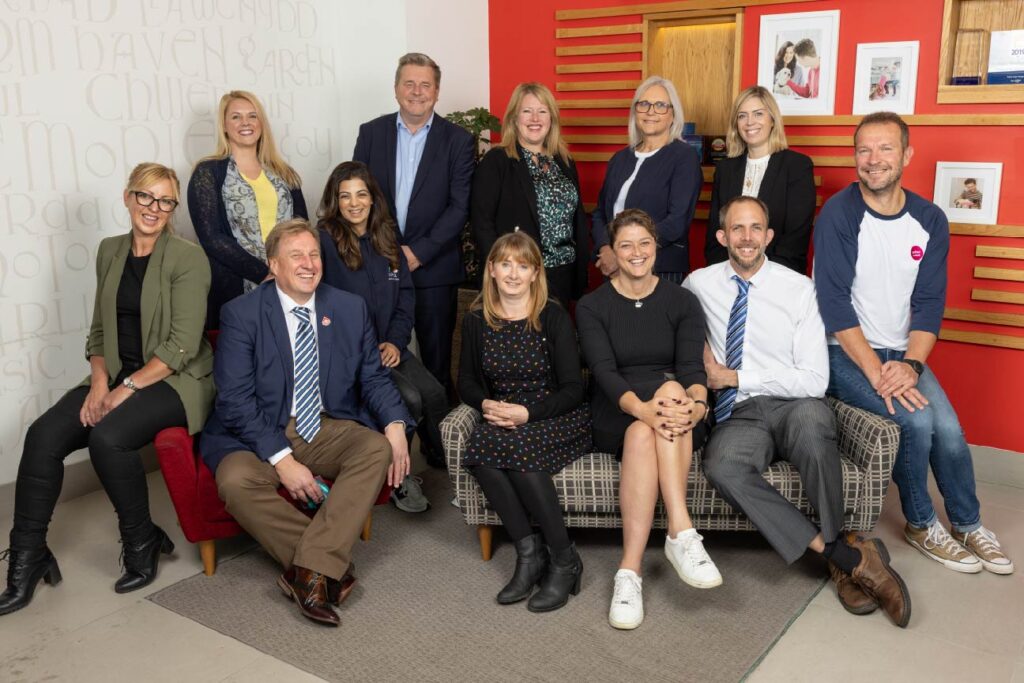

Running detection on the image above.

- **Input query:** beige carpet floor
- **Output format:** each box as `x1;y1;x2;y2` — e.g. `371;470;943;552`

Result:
148;470;826;682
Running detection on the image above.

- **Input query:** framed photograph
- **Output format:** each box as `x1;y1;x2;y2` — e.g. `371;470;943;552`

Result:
852;41;920;114
933;162;1002;225
758;10;840;116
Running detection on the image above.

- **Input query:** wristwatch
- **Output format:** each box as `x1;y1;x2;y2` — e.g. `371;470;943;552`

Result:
899;358;925;376
122;376;139;393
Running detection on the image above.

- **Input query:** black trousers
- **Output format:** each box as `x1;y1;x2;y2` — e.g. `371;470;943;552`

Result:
469;466;571;551
413;283;458;395
10;382;187;551
390;354;448;460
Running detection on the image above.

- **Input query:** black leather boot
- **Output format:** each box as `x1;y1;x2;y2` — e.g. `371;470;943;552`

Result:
115;525;174;594
527;543;582;613
0;547;62;616
496;533;548;604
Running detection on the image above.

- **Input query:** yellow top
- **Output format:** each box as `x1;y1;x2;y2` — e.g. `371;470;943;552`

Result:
243;170;279;240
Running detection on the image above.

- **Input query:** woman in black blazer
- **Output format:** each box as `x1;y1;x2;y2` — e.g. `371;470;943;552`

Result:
705;85;815;274
471;82;589;308
591;76;702;283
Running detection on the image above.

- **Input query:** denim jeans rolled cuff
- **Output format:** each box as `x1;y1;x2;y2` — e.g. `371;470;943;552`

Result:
826;344;982;532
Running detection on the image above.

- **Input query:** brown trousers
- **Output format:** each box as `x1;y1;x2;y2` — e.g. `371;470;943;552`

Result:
215;417;391;579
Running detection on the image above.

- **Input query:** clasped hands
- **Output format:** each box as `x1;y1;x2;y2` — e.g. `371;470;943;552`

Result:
639;396;702;441
481;399;529;430
872;360;929;415
79;383;133;427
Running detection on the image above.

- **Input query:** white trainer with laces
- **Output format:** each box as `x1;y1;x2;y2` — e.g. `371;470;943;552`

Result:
904;522;981;573
665;528;723;589
608;569;644;630
952;526;1014;575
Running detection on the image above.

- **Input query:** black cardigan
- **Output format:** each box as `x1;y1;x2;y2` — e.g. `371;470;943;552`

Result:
187;157;308;329
470;147;590;299
457;302;585;421
704;149;815;274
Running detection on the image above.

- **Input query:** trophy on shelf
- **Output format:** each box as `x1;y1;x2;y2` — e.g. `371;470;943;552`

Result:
950;29;989;85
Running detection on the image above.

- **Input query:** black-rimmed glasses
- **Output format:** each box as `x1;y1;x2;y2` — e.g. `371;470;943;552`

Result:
634;100;672;114
132;190;179;212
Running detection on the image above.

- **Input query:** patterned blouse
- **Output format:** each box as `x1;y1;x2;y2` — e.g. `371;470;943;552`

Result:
521;144;578;269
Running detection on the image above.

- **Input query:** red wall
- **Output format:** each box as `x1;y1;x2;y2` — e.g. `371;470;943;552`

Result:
488;0;1024;452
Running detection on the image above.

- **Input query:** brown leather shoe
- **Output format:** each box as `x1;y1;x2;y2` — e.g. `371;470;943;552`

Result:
326;562;357;606
828;561;877;615
848;537;911;628
277;566;340;626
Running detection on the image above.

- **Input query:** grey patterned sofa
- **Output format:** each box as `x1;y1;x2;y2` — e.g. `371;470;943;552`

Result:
441;398;899;560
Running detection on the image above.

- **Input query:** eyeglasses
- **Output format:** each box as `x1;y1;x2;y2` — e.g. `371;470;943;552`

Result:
132;190;179;212
634;100;672;114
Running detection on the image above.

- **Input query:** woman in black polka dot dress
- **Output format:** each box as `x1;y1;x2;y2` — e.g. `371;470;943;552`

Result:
458;232;590;613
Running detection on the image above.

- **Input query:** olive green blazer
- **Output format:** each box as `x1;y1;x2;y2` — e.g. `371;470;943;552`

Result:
82;230;215;434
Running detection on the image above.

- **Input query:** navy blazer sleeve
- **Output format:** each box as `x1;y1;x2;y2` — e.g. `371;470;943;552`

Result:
655;142;702;246
406;125;475;266
212;303;290;460
353;297;416;429
385;250;416;352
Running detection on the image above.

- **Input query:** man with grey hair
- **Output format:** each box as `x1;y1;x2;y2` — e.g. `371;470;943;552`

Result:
353;53;475;435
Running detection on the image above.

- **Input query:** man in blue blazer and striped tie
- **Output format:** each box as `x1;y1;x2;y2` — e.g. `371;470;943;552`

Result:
201;219;413;626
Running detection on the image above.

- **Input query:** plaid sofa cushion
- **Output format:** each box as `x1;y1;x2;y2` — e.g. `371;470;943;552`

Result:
441;397;897;533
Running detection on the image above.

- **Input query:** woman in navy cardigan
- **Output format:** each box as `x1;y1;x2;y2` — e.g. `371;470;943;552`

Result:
704;86;815;274
316;162;448;478
188;90;307;329
591;76;702;284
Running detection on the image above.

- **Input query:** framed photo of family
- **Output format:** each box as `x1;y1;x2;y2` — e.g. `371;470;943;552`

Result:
852;42;920;115
758;10;840;116
933;162;1002;226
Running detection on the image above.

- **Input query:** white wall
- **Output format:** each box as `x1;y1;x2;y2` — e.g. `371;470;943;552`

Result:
0;1;489;489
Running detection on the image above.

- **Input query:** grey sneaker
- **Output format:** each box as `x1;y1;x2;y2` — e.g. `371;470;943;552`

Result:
390;475;430;513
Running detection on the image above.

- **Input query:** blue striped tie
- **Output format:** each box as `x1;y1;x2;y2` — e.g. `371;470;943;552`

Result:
714;275;750;423
292;306;321;443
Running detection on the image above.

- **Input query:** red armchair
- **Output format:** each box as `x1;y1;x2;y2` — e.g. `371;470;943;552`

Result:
154;427;389;575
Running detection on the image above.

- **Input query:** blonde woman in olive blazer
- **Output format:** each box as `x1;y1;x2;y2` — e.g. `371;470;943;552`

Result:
1;163;214;617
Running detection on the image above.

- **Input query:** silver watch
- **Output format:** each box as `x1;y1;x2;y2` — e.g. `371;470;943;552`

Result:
122;376;139;392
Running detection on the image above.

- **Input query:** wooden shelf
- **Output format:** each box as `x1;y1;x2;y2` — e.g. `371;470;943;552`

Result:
936;0;1024;104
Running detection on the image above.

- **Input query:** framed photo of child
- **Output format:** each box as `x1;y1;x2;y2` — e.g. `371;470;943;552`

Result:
934;162;1002;226
758;10;840;116
852;42;920;115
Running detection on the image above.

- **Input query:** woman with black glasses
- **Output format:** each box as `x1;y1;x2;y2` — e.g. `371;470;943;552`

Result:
591;76;702;284
0;163;215;615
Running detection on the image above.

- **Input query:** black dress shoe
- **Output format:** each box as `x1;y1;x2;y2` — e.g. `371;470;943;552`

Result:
115;525;174;594
497;533;548;604
0;547;62;616
528;543;583;613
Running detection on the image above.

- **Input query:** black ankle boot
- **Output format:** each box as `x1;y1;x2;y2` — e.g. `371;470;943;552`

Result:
527;543;582;613
496;533;548;604
0;547;62;616
115;525;174;594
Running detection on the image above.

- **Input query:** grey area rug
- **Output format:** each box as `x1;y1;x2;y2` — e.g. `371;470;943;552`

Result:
149;470;825;682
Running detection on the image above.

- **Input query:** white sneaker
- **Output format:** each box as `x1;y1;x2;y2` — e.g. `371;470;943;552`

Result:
608;569;643;630
952;526;1014;575
665;528;723;589
904;522;982;573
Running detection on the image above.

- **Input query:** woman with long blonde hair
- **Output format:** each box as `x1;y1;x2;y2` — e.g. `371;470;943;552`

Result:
188;90;307;328
470;82;589;307
458;232;591;612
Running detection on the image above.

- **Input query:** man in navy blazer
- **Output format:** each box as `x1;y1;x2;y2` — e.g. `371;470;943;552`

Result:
353;52;475;394
201;219;413;626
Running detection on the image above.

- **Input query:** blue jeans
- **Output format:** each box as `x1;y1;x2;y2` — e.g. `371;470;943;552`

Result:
827;345;981;533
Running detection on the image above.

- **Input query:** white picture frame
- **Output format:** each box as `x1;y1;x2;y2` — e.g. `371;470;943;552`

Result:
852;41;920;115
758;10;840;116
933;162;1002;226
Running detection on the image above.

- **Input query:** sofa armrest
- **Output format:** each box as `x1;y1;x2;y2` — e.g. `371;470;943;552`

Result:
440;403;502;526
828;397;900;531
440;403;482;466
153;427;204;539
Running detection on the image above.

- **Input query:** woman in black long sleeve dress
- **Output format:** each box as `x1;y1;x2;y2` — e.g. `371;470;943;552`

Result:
576;209;720;631
458;232;590;612
188;90;307;328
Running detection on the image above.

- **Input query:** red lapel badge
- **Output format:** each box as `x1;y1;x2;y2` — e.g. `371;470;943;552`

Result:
321;316;331;326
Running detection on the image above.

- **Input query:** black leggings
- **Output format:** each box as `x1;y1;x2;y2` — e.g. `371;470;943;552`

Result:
469;466;570;551
10;382;187;550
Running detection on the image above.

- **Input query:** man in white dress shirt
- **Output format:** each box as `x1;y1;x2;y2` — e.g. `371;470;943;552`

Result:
684;196;911;628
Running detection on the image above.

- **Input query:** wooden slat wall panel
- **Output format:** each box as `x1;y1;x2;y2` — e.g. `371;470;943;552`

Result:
556;43;642;56
556;25;642;38
976;246;1024;259
563;116;629;126
951;224;1024;237
557;80;641;92
555;0;815;20
566;133;856;147
786;114;1024;126
565;134;630;144
974;267;1024;282
940;329;1024;350
809;155;855;167
788;135;854;146
945;307;1024;328
558;99;632;108
556;62;643;74
972;289;1024;305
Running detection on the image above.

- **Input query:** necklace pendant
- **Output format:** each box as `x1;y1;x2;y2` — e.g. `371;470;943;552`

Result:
635;300;643;309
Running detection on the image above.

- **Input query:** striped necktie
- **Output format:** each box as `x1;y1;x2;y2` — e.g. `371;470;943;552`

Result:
292;306;321;443
714;275;750;424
